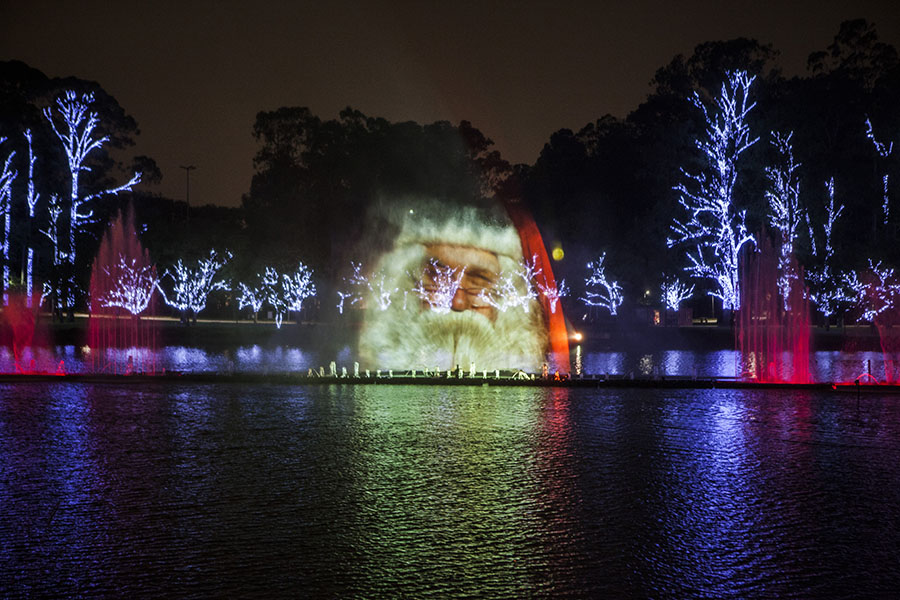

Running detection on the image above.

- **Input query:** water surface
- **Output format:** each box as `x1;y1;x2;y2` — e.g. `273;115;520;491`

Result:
2;383;899;597
1;345;895;383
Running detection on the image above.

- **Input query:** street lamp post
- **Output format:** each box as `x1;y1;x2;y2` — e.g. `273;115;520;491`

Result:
179;164;196;222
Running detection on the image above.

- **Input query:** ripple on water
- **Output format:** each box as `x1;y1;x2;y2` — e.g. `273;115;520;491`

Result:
2;384;900;598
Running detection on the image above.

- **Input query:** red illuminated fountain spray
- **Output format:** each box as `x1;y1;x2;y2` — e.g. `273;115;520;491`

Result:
88;209;159;374
2;291;41;373
737;235;811;383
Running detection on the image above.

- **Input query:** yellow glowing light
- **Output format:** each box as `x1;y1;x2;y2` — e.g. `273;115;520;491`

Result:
572;332;583;342
551;246;564;261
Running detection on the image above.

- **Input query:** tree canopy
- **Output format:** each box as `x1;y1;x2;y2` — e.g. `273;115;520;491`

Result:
2;19;899;323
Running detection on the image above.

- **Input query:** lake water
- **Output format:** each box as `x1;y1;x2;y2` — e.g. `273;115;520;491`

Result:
2;383;899;597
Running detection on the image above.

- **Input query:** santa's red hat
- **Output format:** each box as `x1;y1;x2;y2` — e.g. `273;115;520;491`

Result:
501;197;571;373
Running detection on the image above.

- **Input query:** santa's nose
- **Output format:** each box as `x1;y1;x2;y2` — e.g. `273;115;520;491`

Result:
451;287;470;311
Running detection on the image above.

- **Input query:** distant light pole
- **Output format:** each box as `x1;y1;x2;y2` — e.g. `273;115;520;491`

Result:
179;164;196;222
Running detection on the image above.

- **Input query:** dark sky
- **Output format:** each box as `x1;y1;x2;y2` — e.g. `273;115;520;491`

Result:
2;1;899;208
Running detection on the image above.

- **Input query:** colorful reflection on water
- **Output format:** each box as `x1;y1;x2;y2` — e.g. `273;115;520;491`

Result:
1;346;898;383
2;384;900;597
581;349;895;383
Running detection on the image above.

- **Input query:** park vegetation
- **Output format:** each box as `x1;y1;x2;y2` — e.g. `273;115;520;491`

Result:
0;19;898;326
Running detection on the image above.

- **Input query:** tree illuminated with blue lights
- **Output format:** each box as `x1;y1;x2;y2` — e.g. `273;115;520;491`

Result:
97;255;158;315
766;131;804;311
668;70;758;311
865;117;893;225
23;130;40;306
808;178;847;320
661;276;694;312
0;137;17;304
44;91;141;310
158;249;231;320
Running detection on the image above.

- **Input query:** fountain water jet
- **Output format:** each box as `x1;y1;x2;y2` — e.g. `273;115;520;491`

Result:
88;209;159;374
738;235;811;383
1;292;42;373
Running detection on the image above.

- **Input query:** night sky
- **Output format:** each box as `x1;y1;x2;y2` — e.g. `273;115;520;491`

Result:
2;1;899;208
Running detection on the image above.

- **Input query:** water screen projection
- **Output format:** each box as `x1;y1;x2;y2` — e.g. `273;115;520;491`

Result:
351;198;569;373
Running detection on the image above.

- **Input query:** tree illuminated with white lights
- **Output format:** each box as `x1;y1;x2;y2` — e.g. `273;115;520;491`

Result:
865;117;893;224
44;91;141;312
668;70;758;311
0;137;16;304
536;277;568;314
582;253;623;315
261;263;316;328
476;271;534;313
349;262;396;311
807;178;847;321
844;260;900;323
97;255;158;315
661;276;694;311
413;259;465;314
158;249;231;321
237;279;266;321
23;130;40;306
766;131;804;310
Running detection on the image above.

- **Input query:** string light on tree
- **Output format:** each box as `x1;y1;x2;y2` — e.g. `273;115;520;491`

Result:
513;256;542;313
40;281;54;309
536;277;569;314
661;277;695;311
334;262;365;314
349;262;396;311
260;267;282;325
844;260;900;322
765;131;805;311
808;178;848;319
582;253;624;315
668;70;758;311
476;264;537;313
158;249;231;318
44;91;141;310
97;254;158;315
336;290;359;315
413;259;466;314
865;117;893;224
260;263;316;328
23;130;41;306
0;138;16;304
236;280;266;320
39;194;63;307
281;262;316;313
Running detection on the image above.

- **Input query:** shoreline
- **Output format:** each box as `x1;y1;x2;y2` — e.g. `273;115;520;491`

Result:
1;371;897;393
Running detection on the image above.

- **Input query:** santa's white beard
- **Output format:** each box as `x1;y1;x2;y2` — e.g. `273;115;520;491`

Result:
357;242;548;372
360;301;547;372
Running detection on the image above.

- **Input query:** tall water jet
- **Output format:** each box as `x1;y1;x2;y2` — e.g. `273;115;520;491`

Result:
88;209;159;374
1;291;41;373
738;235;811;382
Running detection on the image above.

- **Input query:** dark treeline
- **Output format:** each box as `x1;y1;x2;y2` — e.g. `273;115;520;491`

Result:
522;20;899;315
241;107;510;280
1;19;898;321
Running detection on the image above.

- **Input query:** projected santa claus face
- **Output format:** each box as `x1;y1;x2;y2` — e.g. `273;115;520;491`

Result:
419;244;500;321
357;203;549;372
